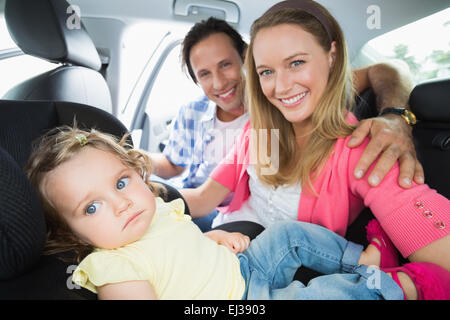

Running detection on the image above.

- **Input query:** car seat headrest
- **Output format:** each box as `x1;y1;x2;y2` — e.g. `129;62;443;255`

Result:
409;78;450;122
4;0;101;71
0;147;46;280
0;100;130;168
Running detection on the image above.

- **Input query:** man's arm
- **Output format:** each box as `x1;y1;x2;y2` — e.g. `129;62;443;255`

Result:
353;60;413;110
148;103;191;180
149;152;185;179
349;61;424;188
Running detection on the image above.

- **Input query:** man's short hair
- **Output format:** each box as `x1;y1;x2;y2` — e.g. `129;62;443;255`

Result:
182;17;247;83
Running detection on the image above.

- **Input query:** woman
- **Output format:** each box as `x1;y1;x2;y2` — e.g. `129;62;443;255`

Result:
181;0;450;299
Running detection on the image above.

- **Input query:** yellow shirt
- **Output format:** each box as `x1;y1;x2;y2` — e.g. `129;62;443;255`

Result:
72;197;246;299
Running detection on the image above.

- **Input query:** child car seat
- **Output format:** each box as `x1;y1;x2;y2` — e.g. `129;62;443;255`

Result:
0;100;188;299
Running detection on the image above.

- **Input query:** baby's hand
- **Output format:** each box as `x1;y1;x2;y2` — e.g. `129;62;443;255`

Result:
220;232;251;254
205;230;250;254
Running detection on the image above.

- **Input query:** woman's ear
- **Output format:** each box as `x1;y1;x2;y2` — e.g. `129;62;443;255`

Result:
328;41;337;68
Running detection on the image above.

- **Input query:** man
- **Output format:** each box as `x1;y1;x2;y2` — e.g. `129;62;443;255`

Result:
150;18;421;229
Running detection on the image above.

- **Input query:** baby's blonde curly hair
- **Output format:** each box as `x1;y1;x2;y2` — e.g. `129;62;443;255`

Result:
25;125;164;262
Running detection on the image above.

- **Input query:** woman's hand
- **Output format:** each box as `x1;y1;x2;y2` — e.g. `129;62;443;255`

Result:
205;230;250;254
181;178;231;218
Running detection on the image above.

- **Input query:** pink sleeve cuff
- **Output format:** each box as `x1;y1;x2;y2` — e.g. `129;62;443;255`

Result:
376;188;450;258
345;137;450;258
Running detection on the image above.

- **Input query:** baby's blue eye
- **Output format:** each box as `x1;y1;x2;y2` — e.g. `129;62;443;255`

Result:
85;202;100;215
117;177;130;190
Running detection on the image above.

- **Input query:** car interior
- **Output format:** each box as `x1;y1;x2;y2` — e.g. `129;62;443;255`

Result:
0;0;449;299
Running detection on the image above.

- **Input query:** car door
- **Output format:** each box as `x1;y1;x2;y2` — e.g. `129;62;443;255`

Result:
120;0;245;152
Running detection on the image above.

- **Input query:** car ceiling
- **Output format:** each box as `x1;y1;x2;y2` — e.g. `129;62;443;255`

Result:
0;0;448;58
64;0;448;59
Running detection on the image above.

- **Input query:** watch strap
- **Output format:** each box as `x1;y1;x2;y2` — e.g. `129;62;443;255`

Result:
379;107;417;126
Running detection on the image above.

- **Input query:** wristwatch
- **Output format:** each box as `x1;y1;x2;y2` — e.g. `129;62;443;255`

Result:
378;107;417;126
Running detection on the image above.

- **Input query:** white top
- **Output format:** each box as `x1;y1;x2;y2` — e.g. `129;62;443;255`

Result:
195;104;249;182
212;165;302;228
203;109;249;165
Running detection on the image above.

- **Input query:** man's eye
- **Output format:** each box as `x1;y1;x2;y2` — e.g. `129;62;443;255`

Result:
85;202;100;215
117;177;130;190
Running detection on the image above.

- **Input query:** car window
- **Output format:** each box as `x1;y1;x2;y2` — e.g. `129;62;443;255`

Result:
143;42;203;152
0;16;16;50
0;17;56;97
0;55;57;97
362;8;450;84
145;42;203;123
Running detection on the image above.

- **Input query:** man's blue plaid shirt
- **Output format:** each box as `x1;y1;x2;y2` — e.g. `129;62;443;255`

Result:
163;95;217;188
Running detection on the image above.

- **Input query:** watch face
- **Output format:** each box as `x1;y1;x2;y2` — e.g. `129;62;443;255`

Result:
380;108;417;126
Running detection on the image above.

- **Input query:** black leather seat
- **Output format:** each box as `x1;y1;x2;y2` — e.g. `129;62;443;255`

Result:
2;0;112;113
0;79;448;299
215;79;450;284
0;100;188;299
410;78;450;199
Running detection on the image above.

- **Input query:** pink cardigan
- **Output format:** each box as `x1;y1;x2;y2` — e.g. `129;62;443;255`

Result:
211;118;450;258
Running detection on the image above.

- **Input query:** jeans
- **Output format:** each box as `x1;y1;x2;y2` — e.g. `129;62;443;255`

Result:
192;209;219;232
237;221;404;300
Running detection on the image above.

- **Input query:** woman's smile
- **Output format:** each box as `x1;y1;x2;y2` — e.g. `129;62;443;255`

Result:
279;91;308;108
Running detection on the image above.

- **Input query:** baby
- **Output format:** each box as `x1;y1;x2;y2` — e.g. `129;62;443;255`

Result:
25;126;407;299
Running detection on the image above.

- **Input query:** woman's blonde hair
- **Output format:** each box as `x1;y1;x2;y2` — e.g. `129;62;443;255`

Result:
25;125;164;262
245;2;356;193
